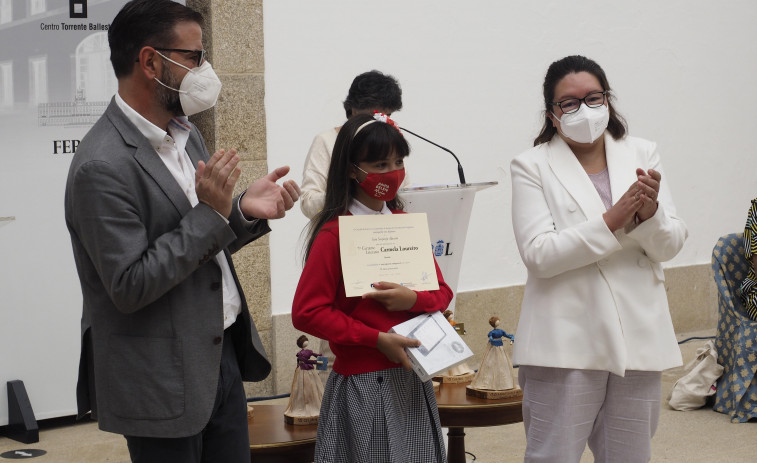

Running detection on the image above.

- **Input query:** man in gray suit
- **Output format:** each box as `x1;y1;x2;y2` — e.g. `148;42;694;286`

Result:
64;1;300;461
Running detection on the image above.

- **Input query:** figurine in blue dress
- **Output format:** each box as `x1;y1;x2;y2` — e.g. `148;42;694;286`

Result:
469;316;516;390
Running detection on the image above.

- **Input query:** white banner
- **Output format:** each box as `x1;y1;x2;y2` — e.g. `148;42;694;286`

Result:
0;0;184;426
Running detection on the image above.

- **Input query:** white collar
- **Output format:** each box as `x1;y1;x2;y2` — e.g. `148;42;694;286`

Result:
115;92;191;153
348;199;391;216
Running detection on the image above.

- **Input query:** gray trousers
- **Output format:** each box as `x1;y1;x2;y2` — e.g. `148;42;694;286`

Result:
125;330;249;463
519;366;661;463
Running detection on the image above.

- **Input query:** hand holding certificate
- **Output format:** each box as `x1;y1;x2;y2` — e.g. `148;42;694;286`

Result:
339;213;439;297
362;281;419;311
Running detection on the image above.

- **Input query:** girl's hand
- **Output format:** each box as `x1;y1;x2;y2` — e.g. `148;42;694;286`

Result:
362;281;418;311
634;168;660;222
603;181;643;232
376;332;421;370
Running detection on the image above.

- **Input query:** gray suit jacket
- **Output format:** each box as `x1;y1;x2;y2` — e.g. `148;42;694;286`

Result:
64;98;271;438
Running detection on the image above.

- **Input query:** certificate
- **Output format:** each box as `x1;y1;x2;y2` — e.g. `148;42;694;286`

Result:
339;213;439;297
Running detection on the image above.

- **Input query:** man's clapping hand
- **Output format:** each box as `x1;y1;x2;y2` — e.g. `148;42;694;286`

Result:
240;166;301;220
196;148;241;218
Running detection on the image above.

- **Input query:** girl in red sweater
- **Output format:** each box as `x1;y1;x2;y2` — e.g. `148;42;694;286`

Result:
292;112;453;462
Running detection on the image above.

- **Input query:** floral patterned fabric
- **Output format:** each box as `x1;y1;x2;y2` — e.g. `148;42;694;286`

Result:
712;233;757;422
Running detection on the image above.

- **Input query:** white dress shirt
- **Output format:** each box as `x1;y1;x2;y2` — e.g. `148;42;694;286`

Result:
115;93;241;329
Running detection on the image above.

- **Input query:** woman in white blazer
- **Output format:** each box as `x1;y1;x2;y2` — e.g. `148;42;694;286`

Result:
510;55;687;463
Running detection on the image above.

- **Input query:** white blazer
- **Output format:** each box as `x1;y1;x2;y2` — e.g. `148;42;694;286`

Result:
510;134;688;376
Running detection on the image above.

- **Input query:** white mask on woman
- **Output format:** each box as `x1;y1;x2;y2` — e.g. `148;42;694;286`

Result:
552;103;609;144
154;52;222;116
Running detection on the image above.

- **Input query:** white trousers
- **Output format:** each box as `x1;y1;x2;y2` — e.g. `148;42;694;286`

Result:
518;366;661;463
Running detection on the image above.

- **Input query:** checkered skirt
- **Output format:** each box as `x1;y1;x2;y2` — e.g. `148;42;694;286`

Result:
314;367;445;463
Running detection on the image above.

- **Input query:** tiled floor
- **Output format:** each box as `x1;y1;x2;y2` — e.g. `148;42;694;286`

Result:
1;330;755;462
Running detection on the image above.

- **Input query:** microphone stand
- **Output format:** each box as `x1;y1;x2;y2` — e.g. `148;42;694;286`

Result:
399;127;466;185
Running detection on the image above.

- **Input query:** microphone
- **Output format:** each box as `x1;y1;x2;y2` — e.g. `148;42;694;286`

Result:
399;126;466;185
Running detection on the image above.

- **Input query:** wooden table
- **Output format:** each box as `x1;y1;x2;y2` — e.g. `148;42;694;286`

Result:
247;384;522;463
435;382;523;463
248;404;317;463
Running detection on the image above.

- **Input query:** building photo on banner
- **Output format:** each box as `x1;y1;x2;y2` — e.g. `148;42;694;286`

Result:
0;0;184;427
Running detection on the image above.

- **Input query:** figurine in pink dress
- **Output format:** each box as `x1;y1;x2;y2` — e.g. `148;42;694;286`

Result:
284;335;325;423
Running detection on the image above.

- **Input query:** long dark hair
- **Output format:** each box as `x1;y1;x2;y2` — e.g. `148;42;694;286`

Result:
303;114;410;262
534;55;627;146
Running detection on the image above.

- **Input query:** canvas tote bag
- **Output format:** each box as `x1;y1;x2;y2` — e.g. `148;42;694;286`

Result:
668;340;724;411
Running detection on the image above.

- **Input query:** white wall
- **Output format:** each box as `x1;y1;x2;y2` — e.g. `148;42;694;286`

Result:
264;0;757;315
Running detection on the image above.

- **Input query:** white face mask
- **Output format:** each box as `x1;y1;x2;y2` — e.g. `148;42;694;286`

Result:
552;103;609;144
154;52;222;116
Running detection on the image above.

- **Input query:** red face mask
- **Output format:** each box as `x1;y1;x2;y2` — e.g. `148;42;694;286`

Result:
355;166;406;201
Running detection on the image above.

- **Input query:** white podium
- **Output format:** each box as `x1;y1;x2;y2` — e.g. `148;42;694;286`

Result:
400;182;496;311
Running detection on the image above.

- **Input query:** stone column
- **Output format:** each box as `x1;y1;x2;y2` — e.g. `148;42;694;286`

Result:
188;0;273;398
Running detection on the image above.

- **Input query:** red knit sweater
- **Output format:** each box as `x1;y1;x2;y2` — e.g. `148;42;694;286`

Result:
292;211;453;376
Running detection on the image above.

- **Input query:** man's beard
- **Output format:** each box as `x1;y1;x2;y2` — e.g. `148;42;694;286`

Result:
156;64;184;117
